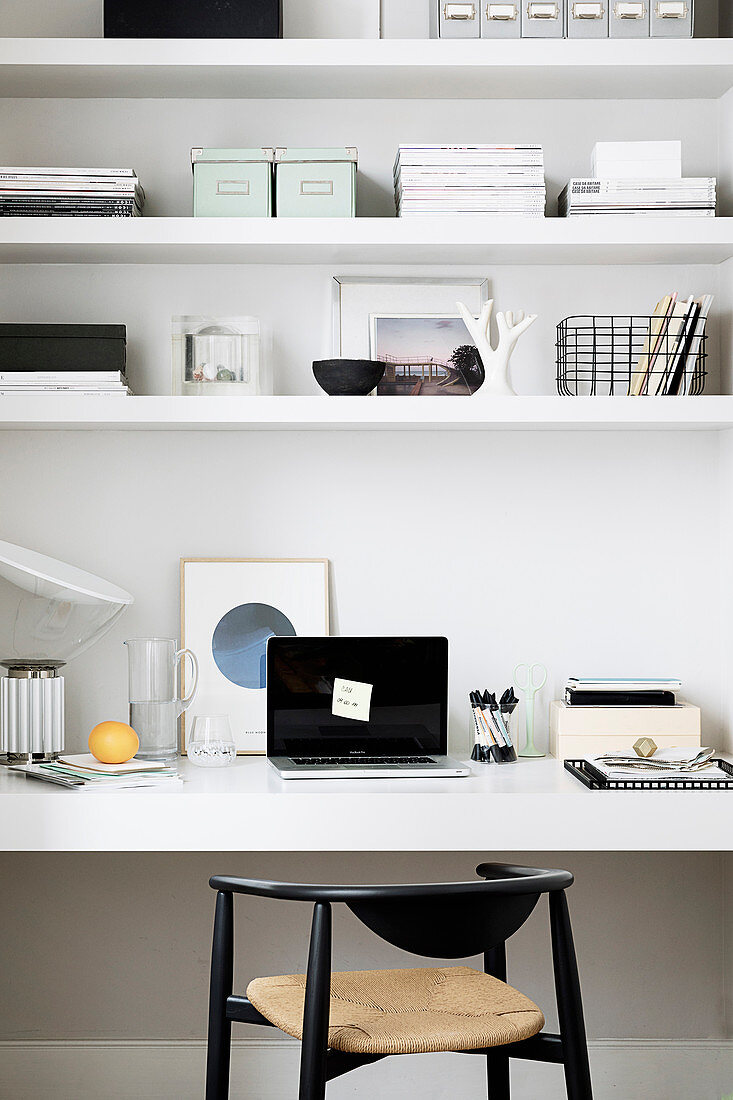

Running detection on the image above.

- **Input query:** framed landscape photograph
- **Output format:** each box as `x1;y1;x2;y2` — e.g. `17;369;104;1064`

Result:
181;558;329;755
370;313;484;395
332;277;489;396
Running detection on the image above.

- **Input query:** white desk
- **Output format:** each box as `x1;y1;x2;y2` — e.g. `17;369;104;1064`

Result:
0;757;729;853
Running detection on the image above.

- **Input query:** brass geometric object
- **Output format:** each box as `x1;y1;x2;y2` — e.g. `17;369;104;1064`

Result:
633;737;658;759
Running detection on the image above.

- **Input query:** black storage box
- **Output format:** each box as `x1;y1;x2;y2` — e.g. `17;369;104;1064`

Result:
0;324;127;374
104;0;283;38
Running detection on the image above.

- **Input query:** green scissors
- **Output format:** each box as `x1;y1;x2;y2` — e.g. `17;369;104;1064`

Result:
513;662;547;758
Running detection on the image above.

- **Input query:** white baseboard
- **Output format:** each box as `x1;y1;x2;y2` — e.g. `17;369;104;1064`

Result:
1;1038;732;1100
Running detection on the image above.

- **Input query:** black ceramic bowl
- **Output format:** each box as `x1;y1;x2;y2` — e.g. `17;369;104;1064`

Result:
313;358;385;397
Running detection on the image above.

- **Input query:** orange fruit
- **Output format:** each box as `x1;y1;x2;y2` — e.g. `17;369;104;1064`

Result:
88;721;139;765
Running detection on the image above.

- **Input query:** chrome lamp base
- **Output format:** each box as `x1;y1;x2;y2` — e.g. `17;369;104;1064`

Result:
0;663;65;765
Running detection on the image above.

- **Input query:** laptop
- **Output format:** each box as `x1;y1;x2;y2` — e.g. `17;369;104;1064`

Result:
267;636;470;779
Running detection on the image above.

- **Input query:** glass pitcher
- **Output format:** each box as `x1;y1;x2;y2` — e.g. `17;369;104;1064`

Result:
124;638;198;762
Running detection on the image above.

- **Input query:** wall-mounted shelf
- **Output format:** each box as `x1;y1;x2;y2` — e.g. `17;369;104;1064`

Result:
0;38;732;101
2;394;733;431
3;216;733;265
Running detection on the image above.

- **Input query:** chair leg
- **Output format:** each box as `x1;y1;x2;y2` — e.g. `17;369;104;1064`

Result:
549;891;593;1100
486;1051;511;1100
484;945;510;1099
206;891;234;1100
299;901;332;1100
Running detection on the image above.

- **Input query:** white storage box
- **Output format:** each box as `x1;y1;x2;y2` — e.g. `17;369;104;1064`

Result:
591;140;682;180
549;699;702;760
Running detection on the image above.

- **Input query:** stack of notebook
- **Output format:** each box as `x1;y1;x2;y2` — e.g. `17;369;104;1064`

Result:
564;677;682;707
14;754;181;790
628;292;713;397
559;177;717;218
394;144;546;217
0;167;145;217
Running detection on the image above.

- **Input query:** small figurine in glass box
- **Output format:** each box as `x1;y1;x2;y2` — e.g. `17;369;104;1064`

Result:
172;316;260;396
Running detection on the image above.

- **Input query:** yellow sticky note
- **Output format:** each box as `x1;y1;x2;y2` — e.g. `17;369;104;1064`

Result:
332;678;373;722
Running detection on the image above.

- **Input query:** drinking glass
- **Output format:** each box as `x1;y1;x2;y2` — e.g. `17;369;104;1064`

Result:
187;715;237;768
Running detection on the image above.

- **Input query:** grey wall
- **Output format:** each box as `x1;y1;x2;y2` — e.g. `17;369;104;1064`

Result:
0;851;726;1042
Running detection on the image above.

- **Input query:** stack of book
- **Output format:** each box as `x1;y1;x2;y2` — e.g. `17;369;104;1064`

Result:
0;166;145;217
0;370;131;397
550;677;702;760
629;292;713;397
394;144;546;217
559;177;717;218
15;754;181;790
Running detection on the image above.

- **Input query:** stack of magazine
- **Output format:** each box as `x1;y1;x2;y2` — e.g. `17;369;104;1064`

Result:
394;144;546;217
559;177;717;217
0;166;145;217
14;754;181;790
0;369;131;397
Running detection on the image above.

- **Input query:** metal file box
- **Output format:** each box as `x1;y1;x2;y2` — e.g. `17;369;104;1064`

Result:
650;0;693;36
482;2;521;37
274;149;357;218
566;0;608;37
609;1;649;36
437;1;480;37
192;148;274;218
522;1;565;37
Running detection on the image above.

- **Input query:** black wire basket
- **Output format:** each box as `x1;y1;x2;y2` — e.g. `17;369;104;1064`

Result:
556;314;707;397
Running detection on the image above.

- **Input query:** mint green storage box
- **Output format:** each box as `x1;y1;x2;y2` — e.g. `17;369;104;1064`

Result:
274;148;357;218
192;148;274;218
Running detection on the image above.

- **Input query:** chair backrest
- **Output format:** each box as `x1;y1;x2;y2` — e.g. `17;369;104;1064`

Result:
346;891;538;958
210;863;573;961
348;865;571;958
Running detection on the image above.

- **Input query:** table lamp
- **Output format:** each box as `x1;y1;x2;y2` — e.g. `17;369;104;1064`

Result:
0;540;133;764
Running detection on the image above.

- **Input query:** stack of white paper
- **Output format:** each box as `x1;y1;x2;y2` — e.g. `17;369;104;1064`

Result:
394;145;546;217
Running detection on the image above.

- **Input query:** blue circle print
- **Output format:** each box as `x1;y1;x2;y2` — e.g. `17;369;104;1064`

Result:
212;603;296;689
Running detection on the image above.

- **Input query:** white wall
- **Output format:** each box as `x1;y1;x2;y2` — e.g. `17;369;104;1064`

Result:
0;96;722;219
0;261;722;397
0;427;724;756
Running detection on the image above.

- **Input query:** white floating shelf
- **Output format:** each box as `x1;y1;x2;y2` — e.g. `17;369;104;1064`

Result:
2;216;733;265
1;395;733;432
0;38;732;100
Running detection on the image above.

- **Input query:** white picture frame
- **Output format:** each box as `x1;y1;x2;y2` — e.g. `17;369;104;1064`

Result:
180;558;329;756
332;277;489;360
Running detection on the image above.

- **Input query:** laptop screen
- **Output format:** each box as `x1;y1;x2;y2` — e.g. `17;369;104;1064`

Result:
267;637;448;758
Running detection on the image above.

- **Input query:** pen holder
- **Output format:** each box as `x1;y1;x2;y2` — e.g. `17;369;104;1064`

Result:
469;708;517;765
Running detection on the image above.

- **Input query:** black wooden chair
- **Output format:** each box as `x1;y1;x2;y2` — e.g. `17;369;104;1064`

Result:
205;862;593;1100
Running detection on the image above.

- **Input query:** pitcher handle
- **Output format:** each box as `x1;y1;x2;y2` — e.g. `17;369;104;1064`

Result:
177;647;199;713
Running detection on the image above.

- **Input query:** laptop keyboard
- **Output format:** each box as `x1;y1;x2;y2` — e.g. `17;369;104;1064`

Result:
290;756;437;766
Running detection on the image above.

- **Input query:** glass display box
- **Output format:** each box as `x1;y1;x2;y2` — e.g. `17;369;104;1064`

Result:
172;316;261;396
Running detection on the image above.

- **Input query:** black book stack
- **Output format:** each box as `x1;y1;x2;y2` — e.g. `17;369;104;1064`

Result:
0;167;144;217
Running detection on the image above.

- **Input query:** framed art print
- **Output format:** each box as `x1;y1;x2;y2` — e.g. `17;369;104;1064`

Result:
332;277;489;396
181;558;329;755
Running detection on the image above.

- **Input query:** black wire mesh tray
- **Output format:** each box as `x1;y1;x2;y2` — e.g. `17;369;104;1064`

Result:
564;758;733;791
556;314;707;396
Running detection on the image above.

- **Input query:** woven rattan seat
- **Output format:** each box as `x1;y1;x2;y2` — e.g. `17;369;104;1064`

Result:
247;966;545;1056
